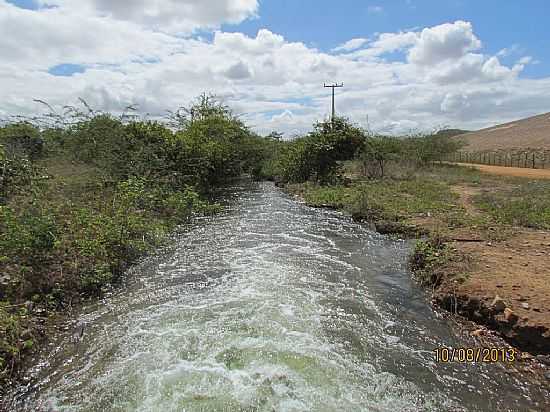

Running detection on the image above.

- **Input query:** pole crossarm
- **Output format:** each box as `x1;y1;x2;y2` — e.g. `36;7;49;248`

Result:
324;83;344;128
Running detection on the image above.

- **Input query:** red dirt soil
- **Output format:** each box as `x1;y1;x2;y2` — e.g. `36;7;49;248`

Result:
453;162;550;180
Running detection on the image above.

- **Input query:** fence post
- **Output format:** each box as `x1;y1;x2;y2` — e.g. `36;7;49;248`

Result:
532;153;536;169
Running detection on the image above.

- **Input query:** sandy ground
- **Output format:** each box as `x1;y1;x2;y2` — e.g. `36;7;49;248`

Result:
419;183;550;356
453;162;550;179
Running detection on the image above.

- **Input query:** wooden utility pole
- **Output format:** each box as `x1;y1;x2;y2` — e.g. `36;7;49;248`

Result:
324;82;343;127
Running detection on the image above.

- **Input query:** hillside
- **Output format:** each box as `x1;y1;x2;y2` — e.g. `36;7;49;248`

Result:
456;112;550;151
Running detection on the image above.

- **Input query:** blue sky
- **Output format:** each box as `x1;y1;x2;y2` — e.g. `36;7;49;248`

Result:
227;0;549;78
2;0;550;134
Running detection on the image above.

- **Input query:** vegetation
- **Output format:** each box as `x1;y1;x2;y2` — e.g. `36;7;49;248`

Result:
275;117;364;184
269;117;464;184
475;180;550;229
0;94;276;387
409;235;451;286
4;96;547;389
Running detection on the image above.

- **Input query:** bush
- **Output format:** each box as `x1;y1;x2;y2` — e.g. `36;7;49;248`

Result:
358;136;402;178
278;117;365;184
0;145;35;202
0;123;43;160
410;235;449;286
0;206;58;266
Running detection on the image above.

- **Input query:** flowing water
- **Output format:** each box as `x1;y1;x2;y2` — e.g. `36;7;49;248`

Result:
8;181;549;411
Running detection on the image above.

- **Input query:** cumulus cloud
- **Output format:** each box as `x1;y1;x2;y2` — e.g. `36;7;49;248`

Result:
0;3;548;135
408;21;481;65
36;0;259;32
224;61;252;80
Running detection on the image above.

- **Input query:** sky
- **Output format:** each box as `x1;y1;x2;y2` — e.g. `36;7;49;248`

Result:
1;0;550;136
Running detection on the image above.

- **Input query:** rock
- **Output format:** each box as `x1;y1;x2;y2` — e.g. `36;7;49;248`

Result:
521;302;530;309
72;321;86;343
504;308;518;324
491;295;507;313
536;355;550;366
545;371;550;380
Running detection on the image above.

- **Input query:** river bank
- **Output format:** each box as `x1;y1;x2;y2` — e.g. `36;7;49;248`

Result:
280;163;550;367
0;101;272;398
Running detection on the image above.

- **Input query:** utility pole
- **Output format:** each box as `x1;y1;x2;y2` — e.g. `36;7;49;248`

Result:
324;82;343;128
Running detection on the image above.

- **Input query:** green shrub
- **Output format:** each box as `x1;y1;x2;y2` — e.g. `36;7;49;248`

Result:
0;122;43;160
0;206;58;265
410;235;449;286
0;145;36;202
278;117;365;184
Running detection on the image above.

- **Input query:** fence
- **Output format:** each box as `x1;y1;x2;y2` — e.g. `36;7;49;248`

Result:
444;150;550;169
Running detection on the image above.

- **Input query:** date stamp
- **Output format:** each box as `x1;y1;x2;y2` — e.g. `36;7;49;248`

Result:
434;347;518;363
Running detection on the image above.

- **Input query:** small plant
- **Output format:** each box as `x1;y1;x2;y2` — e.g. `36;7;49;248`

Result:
409;235;449;286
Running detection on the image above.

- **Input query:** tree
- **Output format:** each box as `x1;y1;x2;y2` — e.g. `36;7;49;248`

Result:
277;117;365;184
358;135;402;178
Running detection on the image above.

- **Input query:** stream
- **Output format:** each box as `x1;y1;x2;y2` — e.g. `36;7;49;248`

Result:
7;181;548;411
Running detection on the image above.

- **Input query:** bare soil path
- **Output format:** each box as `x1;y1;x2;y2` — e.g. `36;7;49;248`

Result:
453;162;550;179
428;183;550;355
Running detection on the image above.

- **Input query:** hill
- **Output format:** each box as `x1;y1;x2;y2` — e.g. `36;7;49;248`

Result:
455;112;550;151
435;128;469;138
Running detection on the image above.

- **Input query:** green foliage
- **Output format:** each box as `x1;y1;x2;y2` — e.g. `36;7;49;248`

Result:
289;175;459;230
0;205;58;265
475;181;550;229
278;117;365;184
0;122;43;160
0;302;27;377
402;133;464;165
300;184;353;209
0;145;35;202
0;94;275;387
67;115;132;180
358;136;402;178
410;235;450;286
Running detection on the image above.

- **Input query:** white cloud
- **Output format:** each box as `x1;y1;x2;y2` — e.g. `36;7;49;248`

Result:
36;0;258;33
367;5;383;14
333;38;369;52
0;4;549;136
408;20;481;65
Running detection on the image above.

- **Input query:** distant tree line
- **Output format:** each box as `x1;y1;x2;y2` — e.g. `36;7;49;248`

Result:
268;117;464;184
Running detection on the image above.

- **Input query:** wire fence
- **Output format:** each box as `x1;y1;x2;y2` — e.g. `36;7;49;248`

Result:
444;150;550;169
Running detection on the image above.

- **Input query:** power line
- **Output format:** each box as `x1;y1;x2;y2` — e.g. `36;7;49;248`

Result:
324;82;344;128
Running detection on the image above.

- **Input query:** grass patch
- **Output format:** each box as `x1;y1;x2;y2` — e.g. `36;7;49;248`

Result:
410;235;472;287
474;180;550;229
290;175;460;225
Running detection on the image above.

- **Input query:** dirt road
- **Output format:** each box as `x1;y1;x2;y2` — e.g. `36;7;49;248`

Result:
453;162;550;179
